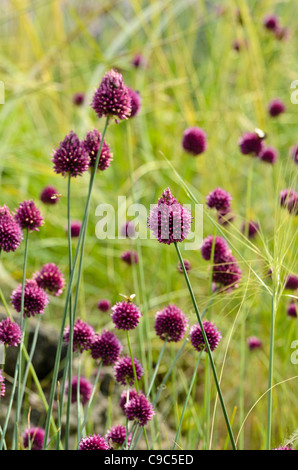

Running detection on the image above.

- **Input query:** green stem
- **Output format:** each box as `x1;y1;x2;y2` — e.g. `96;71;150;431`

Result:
174;242;237;450
76;351;82;445
80;361;103;439
266;287;277;450
126;331;139;394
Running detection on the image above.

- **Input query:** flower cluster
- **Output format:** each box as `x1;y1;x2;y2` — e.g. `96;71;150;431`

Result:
154;304;188;342
91;330;123;366
0;205;23;253
34;263;65;297
52;131;90;178
190;320;222;353
65;376;92;405
280;189;298;216
14;200;44;232
111;300;142;331
11;279;49;318
0;317;22;347
63;318;95;353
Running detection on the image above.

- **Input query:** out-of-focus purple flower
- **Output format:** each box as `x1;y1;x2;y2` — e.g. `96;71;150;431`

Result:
119;389;138;413
259;146;279;164
23;427;45;450
14;200;44;232
263;14;279;31
65;375;92;405
78;434;110;450
177;259;191;273
287;303;297;318
247;336;262;350
238;132;264;156
217;209;235;226
121;221;135;238
52;131;90;178
121;250;138;265
290;144;298;165
63;318;95;353
91;69;131;123
0;317;22;347
105;425;131;449
147;188;192;245
82;129;112;172
11;280;49;318
114;356;143;386
91;330;123;366
97;299;111;312
68;221;81;238
131;53;147;68
201;235;230;262
73;92;85;106
34;263;65;297
274;27;289;41
124;392;155;426
206;187;232;213
182;127;207;156
285;274;298;290
190;320;222;353
40;186;60;205
241;221;260;239
154;304;188;342
212;254;242;290
280;189;298;216
0;370;5;399
127;88;141;118
268;99;286;117
111;300;142;331
0;205;23;253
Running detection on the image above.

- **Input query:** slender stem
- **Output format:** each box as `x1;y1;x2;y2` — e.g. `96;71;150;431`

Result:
174;242;237;450
80;361;103;438
266;287;276;450
126;331;139;394
42;116;109;448
147;338;168;398
143;426;150;450
76;351;82;445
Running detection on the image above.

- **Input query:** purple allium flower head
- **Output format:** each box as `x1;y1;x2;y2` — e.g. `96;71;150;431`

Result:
68;221;81;238
78;434;110;450
82;129;112;172
212;254;242;289
147;188;192;245
65;375;92;405
268;98;286;118
287;303;297;318
0;205;23;253
177;259;191;273
154;304;189;342
23;427;45;450
201;235;230;262
279;189;298;215
247;336;262;350
111;300;142;331
11;280;49;318
0;370;5;399
91;330;123;366
105;425;131;449
131;53;147;68
97;299;111;312
114;355;144;386
63;318;95;353
241;220;260;239
259;146;279;164
121;250;138;265
14;200;44;232
182;127;207;156
206;188;232;212
34;263;65;297
238;132;264;156
263;14;279;31
127;88;141;118
91;69;131;122
290;144;298;165
40;186;60;205
190;320;222;353
52;131;90;178
285;274;298;290
124;392;155;426
73;92;85;106
119;388;138;413
0;317;22;347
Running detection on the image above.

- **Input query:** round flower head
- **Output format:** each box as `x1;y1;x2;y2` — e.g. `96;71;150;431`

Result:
40;186;60;205
111;300;142;331
206;188;232;213
121;250;138;265
124;392;155;426
73;92;85;106
114;355;143;386
0;370;5;399
68;221;81;238
247;336;262;350
52;130;90;178
65;375;92;405
23;427;45;450
290;144;298;165
82;129;112;172
78;434;110;450
238;132;264;156
287;303;297;318
91;69;131;122
127;88;141;118
147;188;192;245
105;425;131;449
241;221;260;239
259;146;278;164
285;274;298;290
0;317;22;347
11;280;49;318
91;330;123;366
14;200;44;232
182;127;207;156
201;235;230;262
0;205;23;253
97;299;111;312
121;220;135;238
34;263;65;297
212;254;242;289
279;189;298;215
177;259;191;273
119;388;138;412
190;320;222;353
154;304;188;342
268;98;286;117
263;14;279;31
63;318;95;353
